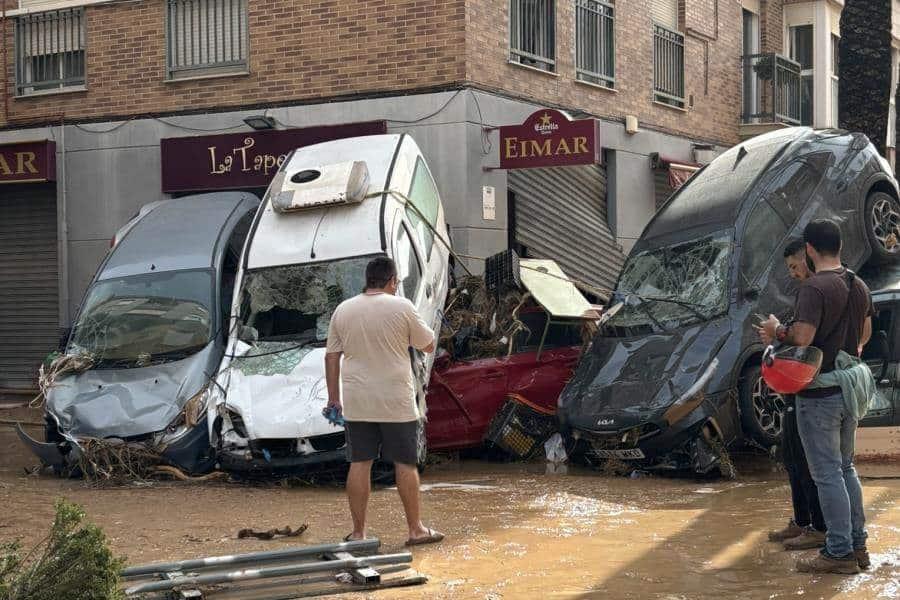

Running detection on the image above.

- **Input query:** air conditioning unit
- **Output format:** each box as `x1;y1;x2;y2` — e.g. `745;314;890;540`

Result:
270;160;370;213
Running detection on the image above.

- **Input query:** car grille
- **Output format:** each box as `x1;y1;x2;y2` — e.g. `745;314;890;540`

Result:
309;432;345;453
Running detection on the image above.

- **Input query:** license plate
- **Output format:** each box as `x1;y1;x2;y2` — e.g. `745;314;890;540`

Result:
594;448;645;460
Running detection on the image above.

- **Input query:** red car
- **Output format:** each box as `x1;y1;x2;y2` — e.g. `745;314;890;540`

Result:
425;307;588;451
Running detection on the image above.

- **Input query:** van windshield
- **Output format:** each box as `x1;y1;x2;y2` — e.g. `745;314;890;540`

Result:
606;232;732;332
70;270;213;367
240;256;372;342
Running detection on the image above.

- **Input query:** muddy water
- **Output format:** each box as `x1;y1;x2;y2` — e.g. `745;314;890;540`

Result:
2;441;898;600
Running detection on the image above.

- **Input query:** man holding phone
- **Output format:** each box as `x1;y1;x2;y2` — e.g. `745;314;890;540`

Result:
324;256;444;547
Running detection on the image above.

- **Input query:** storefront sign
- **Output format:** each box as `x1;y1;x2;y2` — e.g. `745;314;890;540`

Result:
0;140;56;184
499;109;599;170
160;120;387;193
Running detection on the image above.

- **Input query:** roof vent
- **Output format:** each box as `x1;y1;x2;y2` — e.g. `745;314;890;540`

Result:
271;160;370;213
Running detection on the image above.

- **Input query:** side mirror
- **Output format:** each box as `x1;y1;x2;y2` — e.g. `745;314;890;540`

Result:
238;325;258;343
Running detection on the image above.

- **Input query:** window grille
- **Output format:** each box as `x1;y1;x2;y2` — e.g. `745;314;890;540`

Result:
510;0;556;72
575;0;614;88
167;0;248;79
15;8;85;96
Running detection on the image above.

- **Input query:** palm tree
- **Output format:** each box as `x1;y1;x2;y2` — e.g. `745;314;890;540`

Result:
838;0;893;156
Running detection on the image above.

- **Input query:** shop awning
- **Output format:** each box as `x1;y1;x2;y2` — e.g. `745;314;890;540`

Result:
668;162;700;190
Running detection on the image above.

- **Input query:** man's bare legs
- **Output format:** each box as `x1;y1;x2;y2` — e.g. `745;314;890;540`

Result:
346;460;373;540
395;462;434;540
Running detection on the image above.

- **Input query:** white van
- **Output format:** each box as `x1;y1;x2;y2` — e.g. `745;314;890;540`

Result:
208;134;450;473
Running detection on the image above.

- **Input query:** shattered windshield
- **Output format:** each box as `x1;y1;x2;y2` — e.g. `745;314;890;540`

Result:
240;256;371;342
606;232;733;331
70;270;213;366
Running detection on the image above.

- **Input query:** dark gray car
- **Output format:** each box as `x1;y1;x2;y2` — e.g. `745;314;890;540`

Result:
18;192;259;474
558;127;900;475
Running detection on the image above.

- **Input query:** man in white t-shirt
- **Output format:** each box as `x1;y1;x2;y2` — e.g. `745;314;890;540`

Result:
324;256;444;547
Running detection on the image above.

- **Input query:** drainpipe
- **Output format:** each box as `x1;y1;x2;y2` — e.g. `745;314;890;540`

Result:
57;116;69;328
3;1;8;124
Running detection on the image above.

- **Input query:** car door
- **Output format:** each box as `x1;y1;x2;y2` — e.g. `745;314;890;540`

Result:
860;295;899;426
425;354;509;451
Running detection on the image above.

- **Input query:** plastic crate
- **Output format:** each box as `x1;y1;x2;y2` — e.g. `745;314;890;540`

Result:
485;398;557;460
484;249;522;297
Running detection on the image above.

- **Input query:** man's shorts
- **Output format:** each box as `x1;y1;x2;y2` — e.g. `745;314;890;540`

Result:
344;420;424;465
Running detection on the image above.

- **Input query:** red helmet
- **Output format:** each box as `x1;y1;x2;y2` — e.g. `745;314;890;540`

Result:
761;345;823;394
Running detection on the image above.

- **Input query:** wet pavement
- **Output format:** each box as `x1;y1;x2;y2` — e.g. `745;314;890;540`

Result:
2;422;899;600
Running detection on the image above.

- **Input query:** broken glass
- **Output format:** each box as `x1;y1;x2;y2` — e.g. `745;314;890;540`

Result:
232;342;315;376
608;232;732;331
69;270;213;366
241;256;371;341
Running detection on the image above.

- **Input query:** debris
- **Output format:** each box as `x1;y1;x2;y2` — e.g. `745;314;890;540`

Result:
485;396;557;460
76;438;166;485
151;465;228;483
237;524;309;540
0;499;126;600
32;352;95;408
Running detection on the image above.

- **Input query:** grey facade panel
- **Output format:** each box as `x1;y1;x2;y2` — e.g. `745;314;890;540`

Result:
0;183;59;390
509;163;625;297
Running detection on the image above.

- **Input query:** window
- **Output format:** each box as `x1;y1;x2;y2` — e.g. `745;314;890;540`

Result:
406;158;441;261
740;202;788;286
396;225;422;301
653;23;685;108
511;309;582;352
15;8;85;96
575;0;614;88
167;0;248;80
831;34;840;127
763;154;829;225
510;0;556;72
789;25;814;126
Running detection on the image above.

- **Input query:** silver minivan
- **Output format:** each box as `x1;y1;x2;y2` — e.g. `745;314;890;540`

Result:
18;192;259;474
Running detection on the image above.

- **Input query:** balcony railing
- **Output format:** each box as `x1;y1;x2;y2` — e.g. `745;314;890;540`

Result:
741;53;802;125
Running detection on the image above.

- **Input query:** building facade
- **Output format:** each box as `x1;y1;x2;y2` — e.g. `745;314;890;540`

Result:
0;0;886;391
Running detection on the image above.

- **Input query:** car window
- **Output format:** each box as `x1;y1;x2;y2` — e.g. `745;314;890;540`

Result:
740;202;788;286
396;223;423;301
406;157;440;260
862;304;893;412
511;310;582;352
221;209;255;323
764;153;830;225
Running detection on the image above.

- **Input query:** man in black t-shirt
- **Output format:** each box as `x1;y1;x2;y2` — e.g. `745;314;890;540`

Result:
758;220;873;575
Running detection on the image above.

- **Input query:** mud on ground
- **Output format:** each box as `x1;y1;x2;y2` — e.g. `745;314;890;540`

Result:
2;419;899;599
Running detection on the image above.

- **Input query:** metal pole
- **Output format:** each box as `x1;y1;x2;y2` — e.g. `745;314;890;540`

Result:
121;539;381;578
125;552;413;595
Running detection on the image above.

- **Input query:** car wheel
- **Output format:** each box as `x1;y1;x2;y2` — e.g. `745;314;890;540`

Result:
738;364;785;447
865;191;900;263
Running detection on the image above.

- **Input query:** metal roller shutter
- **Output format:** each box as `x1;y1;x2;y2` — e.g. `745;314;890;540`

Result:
650;0;678;29
0;184;58;391
508;164;625;299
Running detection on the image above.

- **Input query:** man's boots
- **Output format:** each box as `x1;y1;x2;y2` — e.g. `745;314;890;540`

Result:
768;519;804;542
784;526;826;550
796;551;861;575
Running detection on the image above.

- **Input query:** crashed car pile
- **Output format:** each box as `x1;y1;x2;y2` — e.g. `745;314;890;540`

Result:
19;127;900;481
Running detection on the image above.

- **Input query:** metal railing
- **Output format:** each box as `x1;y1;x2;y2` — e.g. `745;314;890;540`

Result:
741;53;801;125
653;23;684;107
575;0;614;88
15;8;85;96
167;0;248;79
510;0;556;72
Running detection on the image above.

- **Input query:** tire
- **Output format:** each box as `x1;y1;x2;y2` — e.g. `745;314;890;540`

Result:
738;364;786;448
864;191;900;264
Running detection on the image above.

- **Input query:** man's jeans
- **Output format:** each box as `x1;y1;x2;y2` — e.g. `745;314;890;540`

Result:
796;391;867;557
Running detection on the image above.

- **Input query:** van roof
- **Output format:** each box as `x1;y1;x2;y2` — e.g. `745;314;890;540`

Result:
639;127;851;246
246;134;403;270
99;192;257;280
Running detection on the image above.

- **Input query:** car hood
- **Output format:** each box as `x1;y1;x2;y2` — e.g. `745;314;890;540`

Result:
219;343;336;440
558;318;731;431
46;343;216;439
